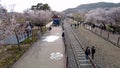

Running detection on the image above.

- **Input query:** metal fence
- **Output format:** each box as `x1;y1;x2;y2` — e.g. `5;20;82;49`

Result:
3;30;32;44
84;25;120;47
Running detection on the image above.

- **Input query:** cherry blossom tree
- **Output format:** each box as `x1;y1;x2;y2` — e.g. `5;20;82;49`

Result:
85;8;106;25
0;5;28;49
85;7;120;26
106;7;120;25
24;9;52;32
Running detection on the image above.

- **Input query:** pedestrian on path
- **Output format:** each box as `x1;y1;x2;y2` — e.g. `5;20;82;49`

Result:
85;46;90;60
49;26;52;31
62;29;65;37
91;46;96;59
74;24;77;28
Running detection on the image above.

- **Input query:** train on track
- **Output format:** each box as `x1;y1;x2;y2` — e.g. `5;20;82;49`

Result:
52;14;61;26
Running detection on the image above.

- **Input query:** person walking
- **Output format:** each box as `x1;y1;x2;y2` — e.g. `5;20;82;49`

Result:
49;26;52;31
91;46;96;59
85;46;90;60
62;29;65;37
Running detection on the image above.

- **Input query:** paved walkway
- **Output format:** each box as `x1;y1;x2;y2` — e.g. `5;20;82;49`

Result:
12;26;65;68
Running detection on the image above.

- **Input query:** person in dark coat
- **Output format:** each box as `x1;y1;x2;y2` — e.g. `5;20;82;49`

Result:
62;29;65;37
91;46;96;59
85;46;90;60
49;26;52;31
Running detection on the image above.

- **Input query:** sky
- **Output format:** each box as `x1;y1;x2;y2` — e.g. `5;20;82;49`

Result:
0;0;120;12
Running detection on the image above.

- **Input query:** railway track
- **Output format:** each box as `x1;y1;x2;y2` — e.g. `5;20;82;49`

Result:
64;20;97;68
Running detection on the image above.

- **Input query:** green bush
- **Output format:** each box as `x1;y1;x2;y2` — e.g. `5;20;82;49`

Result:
42;26;47;33
21;38;32;44
107;25;120;33
106;26;113;32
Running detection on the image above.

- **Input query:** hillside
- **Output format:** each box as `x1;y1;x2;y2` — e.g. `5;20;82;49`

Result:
64;2;120;13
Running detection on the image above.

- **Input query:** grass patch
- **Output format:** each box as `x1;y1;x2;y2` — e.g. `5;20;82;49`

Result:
21;38;32;44
0;45;29;68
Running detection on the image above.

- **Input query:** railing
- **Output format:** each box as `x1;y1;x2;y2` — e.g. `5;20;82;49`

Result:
2;30;33;44
84;25;120;48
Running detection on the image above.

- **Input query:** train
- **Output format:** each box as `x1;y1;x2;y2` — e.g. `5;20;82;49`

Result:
52;14;61;26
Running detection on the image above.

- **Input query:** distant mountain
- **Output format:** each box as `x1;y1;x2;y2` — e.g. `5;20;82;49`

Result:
64;2;120;13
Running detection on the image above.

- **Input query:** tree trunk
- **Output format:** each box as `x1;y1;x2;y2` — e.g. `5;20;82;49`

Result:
15;32;20;51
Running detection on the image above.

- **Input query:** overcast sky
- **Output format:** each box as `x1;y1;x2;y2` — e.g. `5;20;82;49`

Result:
1;0;120;12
